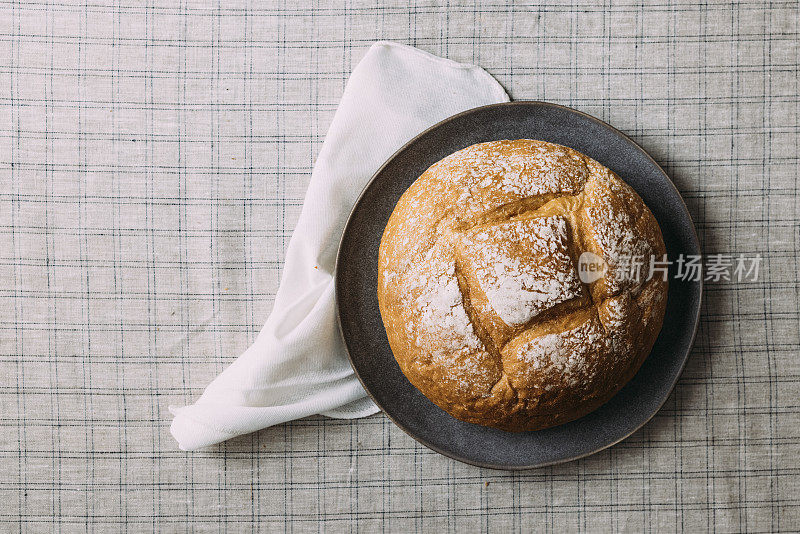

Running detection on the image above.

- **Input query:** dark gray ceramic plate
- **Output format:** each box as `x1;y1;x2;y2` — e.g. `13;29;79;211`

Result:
335;101;702;470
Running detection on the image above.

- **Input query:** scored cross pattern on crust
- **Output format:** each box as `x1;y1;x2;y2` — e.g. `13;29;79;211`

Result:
378;140;668;432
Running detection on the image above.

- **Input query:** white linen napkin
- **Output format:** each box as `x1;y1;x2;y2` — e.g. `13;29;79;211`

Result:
169;41;509;450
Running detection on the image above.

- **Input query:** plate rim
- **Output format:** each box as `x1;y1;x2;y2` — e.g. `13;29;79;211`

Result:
334;100;703;470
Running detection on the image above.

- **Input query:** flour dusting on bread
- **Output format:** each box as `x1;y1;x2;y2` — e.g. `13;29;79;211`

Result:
460;216;582;327
408;252;483;356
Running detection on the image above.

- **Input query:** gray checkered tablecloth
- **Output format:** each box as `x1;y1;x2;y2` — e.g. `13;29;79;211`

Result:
1;1;798;532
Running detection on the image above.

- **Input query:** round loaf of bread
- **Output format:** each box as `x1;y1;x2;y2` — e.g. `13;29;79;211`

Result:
377;139;668;432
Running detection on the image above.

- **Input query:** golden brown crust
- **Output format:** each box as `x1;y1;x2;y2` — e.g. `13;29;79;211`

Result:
377;140;668;432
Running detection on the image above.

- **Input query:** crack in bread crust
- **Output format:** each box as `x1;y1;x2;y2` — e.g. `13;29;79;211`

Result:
453;260;503;364
462;191;585;232
377;139;668;432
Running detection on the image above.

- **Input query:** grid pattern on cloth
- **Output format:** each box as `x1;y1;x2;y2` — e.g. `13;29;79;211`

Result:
1;1;798;532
